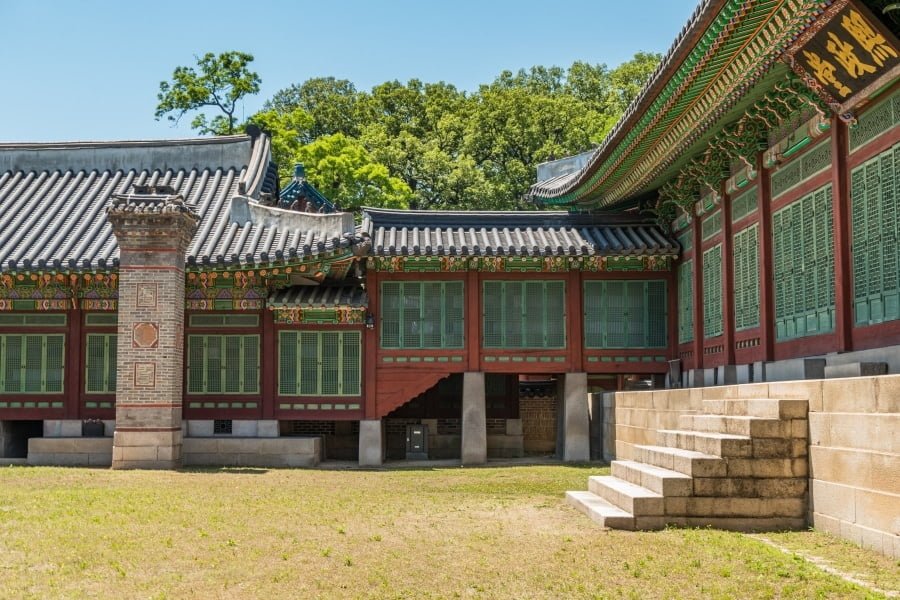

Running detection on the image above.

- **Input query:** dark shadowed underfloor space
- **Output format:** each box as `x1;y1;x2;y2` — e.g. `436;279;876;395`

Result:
0;464;896;599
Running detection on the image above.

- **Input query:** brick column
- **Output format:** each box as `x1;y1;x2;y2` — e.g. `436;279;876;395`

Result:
107;189;199;469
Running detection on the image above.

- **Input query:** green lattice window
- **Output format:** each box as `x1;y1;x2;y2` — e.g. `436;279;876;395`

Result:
279;331;361;396
187;335;260;394
733;225;760;331
731;186;758;223
849;90;900;151
85;334;117;394
380;281;464;349
703;245;723;339
678;260;694;344
482;281;565;349
701;211;722;240
0;334;65;393
584;280;667;348
771;142;832;199
851;145;900;326
0;314;66;326
188;314;259;328
85;313;117;326
773;185;835;341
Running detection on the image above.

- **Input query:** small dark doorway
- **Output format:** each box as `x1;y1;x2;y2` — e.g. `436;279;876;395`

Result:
0;420;43;458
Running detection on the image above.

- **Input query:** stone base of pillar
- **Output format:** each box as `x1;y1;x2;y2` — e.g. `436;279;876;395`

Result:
461;372;487;465
111;429;182;470
560;372;590;462
358;420;384;467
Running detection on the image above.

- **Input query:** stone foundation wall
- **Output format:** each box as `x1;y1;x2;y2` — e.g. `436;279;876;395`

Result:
182;437;321;467
28;438;113;466
809;376;900;559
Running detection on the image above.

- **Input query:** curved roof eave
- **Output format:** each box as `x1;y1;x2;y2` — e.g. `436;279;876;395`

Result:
530;0;829;209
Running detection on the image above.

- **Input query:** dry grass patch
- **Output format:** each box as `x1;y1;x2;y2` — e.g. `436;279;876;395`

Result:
0;465;889;599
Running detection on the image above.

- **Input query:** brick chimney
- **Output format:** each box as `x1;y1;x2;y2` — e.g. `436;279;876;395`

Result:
106;186;199;469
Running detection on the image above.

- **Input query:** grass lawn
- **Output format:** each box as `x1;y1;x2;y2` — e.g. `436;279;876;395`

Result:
0;464;895;599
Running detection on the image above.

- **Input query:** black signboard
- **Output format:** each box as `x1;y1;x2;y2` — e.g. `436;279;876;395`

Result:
785;0;900;120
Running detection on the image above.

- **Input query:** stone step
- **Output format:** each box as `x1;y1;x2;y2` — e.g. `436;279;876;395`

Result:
691;476;807;498
663;496;807;519
701;398;808;419
565;491;635;530
588;475;665;516
679;414;793;438
657;429;752;457
611;460;693;497
823;362;888;379
632;445;726;477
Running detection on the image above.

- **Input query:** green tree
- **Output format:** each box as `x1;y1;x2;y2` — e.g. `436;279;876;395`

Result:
264;77;360;142
295;134;412;212
247;107;314;180
253;53;660;211
155;51;261;135
605;52;662;115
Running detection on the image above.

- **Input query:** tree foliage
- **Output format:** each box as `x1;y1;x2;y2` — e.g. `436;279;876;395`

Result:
295;134;412;212
156;51;261;135
156;51;661;210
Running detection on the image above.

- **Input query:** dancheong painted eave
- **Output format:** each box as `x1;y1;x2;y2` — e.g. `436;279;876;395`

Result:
529;0;833;209
0;133;355;273
361;207;678;257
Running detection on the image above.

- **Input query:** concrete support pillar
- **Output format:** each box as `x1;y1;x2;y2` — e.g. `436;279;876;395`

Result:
461;372;486;465
559;372;590;462
107;190;199;469
358;419;385;466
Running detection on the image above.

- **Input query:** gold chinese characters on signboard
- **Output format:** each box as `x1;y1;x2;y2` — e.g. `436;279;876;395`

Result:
786;0;900;118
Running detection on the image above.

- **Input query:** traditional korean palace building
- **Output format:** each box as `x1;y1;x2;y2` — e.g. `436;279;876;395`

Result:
1;0;899;482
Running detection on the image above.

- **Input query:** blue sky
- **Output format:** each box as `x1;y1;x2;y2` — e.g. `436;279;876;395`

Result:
0;1;697;142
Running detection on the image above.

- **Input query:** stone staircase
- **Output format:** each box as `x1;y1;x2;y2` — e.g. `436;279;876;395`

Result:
567;394;809;531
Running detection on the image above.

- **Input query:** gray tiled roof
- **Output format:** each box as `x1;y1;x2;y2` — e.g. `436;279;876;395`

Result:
0;135;353;271
361;208;678;257
268;285;367;309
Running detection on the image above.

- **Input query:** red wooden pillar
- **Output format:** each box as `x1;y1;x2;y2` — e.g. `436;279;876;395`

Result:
691;209;704;369
720;186;736;367
65;305;82;420
565;270;583;370
261;309;276;420
364;268;379;418
757;153;775;361
830;115;853;352
666;266;678;362
466;270;481;371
